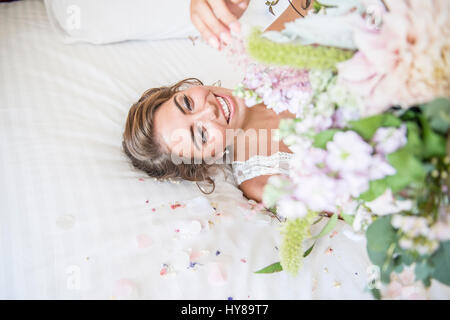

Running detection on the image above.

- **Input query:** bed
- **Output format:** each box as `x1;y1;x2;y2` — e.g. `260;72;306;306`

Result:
1;0;448;299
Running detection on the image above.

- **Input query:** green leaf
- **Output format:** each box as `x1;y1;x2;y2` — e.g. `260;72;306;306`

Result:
312;129;339;149
349;114;402;140
394;246;416;267
366;216;399;283
359;179;388;202
340;212;355;226
415;260;434;282
359;123;427;201
370;288;382;300
404;122;423;158
421;98;450;134
430;241;450;285
366;216;397;253
303;242;315;258
312;213;338;239
385;146;426;192
255;262;283;274
419;115;447;158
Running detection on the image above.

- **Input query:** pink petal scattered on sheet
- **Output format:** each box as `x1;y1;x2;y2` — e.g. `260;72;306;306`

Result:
240;258;247;263
136;234;152;248
329;231;338;238
325;247;334;255
170;203;184;210
160;267;168;276
190;250;202;261
114;279;139;299
208;262;227;286
138;178;144;182
188;249;210;265
151;208;156;212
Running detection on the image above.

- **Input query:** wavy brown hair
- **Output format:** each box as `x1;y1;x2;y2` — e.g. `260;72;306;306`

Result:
122;78;220;194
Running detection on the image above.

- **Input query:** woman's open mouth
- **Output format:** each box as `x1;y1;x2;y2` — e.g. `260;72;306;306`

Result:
215;94;234;124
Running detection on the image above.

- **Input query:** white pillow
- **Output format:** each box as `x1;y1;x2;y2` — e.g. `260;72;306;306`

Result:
44;0;200;44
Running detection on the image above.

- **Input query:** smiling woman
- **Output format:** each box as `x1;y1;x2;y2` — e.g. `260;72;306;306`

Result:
122;78;221;192
122;1;311;200
122;76;258;194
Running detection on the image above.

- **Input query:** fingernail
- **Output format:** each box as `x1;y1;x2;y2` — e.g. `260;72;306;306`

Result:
229;21;241;35
208;37;220;49
219;32;232;45
238;1;248;9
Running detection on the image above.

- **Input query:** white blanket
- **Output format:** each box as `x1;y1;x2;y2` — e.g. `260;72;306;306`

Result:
1;0;448;299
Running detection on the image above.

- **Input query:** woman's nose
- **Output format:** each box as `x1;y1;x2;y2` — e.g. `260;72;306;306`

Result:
193;101;218;121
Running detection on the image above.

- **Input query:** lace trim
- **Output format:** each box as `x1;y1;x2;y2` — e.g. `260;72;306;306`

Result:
231;152;293;185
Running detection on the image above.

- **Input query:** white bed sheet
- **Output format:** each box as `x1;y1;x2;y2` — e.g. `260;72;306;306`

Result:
1;0;448;300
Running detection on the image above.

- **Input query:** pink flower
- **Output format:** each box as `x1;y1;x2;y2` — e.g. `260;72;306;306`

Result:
337;0;450;115
372;125;407;155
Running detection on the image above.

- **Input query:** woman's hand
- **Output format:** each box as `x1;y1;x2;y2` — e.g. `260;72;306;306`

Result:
190;0;250;50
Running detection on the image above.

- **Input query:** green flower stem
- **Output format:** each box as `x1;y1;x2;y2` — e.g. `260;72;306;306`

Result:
280;211;319;276
246;29;354;71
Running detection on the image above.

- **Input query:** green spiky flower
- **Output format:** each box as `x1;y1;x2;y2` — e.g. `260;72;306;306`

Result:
280;211;318;276
246;28;354;71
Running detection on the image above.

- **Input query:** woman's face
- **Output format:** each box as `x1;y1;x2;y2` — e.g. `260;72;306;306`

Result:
153;85;247;162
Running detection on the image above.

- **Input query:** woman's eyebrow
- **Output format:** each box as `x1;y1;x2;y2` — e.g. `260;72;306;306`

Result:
173;95;186;115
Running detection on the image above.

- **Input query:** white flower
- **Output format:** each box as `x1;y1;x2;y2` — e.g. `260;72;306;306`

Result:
399;237;414;250
277;196;308;219
366;189;413;216
333;105;362;128
430;220;450;241
352;205;372;232
368;155;396;180
293;174;338;213
326;131;373;173
391;215;430;238
309;69;334;92
339;172;370;198
372;125;408;155
338;198;359;215
315;92;336;118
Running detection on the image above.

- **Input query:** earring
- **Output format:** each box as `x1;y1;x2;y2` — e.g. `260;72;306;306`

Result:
212;80;222;87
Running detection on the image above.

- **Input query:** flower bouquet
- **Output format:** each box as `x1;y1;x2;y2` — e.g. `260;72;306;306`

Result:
232;0;450;299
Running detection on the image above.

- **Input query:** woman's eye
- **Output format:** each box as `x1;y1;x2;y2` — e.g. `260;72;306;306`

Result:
183;95;192;111
200;128;208;144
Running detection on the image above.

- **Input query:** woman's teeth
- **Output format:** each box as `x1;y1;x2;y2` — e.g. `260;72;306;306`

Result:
217;96;230;122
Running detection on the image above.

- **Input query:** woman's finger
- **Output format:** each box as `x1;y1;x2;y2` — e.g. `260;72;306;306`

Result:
229;0;249;9
207;0;241;34
191;14;221;50
198;2;233;45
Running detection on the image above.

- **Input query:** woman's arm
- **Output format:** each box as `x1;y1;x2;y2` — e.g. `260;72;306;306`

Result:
239;174;275;203
265;0;313;32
